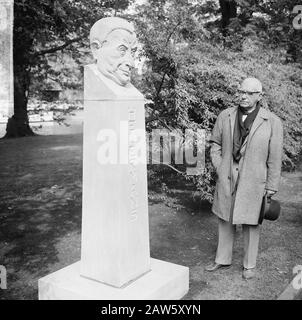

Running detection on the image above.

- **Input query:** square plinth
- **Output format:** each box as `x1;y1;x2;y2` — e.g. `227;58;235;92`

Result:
38;259;189;300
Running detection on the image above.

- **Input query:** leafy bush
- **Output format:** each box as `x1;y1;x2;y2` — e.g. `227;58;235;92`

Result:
133;0;302;202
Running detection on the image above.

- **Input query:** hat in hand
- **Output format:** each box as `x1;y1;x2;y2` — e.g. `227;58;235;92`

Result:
258;194;281;225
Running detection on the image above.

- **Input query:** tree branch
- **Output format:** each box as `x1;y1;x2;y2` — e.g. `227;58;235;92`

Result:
34;36;84;57
145;114;174;131
155;21;182;99
151;159;186;175
145;115;160;124
165;21;182;47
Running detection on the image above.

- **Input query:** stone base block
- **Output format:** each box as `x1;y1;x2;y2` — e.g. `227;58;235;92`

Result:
38;259;189;300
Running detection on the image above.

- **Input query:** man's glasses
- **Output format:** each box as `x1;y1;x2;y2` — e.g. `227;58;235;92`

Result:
237;90;262;96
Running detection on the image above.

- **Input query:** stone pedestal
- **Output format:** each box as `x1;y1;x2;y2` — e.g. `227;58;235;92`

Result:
38;63;189;300
80;65;151;287
39;259;189;300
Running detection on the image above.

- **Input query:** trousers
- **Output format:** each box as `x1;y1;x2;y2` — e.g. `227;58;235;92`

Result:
214;218;260;269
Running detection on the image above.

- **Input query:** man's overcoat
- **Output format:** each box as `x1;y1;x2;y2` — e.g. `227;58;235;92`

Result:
210;106;283;225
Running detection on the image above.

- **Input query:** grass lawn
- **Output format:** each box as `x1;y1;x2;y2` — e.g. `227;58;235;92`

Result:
0;133;301;300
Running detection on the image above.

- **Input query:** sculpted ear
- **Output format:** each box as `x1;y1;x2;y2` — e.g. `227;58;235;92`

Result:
91;40;101;61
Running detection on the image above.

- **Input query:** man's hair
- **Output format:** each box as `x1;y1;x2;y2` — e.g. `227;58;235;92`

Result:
90;17;135;46
241;77;263;92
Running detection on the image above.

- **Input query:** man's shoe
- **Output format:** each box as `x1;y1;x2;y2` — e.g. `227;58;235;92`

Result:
242;268;256;280
205;262;231;272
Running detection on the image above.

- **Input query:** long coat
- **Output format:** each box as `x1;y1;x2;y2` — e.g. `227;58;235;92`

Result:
210;106;283;225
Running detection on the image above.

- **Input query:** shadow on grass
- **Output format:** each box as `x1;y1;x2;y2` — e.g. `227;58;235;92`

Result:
146;166;217;276
147;164;213;217
0;134;83;299
1;134;301;300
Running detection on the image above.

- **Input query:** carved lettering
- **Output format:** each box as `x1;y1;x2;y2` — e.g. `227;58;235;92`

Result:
128;106;138;221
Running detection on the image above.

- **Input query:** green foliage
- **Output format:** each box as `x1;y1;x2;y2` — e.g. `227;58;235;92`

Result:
223;0;302;62
133;0;302;202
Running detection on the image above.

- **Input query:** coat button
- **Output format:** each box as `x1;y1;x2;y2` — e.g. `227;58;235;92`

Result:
228;176;231;180
236;168;238;171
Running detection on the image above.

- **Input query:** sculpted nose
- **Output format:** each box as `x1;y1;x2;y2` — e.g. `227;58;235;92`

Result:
125;52;135;69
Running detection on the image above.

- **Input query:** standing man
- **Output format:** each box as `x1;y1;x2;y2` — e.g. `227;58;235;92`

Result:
206;77;283;279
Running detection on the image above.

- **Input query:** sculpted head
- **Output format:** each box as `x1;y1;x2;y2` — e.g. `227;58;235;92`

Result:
90;17;137;87
238;77;263;110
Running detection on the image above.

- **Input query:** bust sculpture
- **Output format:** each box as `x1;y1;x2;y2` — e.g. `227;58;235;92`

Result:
90;17;138;87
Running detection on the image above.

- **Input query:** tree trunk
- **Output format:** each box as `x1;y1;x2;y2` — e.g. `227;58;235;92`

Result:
219;0;237;33
286;31;302;63
4;63;35;138
4;5;35;139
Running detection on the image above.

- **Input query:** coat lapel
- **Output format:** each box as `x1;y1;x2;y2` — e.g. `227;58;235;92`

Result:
228;107;237;192
246;107;269;147
228;107;237;142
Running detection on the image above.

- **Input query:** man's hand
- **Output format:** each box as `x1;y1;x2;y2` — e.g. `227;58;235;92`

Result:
265;189;276;197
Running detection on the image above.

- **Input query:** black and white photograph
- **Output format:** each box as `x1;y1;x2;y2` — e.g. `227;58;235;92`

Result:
0;0;302;304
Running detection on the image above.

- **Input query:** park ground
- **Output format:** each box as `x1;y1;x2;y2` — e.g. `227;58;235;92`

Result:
0;133;301;300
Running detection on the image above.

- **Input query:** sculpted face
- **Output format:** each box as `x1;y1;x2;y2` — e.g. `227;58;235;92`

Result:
92;29;137;87
238;78;262;110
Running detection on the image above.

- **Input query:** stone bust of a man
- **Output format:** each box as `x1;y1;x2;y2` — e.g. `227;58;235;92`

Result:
90;17;137;87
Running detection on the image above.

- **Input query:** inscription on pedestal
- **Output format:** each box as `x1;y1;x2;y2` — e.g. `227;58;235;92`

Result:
128;106;138;222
